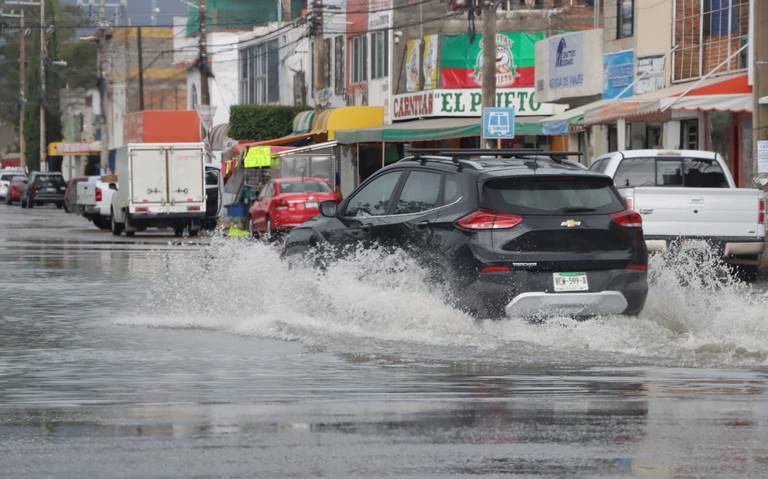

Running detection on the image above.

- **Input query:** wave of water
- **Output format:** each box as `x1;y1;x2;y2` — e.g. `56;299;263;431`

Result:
120;238;768;368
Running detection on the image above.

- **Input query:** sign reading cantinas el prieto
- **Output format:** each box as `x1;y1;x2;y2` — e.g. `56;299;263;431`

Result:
391;88;556;121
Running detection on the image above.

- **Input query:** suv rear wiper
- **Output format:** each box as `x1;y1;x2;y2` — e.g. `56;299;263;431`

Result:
560;207;596;212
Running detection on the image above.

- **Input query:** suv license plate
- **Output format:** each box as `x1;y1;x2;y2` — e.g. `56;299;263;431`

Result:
305;201;318;209
553;272;588;292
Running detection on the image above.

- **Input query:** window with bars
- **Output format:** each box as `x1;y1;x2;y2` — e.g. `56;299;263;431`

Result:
371;31;389;80
239;39;281;104
673;0;749;82
350;35;368;84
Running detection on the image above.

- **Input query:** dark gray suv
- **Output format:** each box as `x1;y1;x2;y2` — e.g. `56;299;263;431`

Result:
22;172;66;209
283;149;649;319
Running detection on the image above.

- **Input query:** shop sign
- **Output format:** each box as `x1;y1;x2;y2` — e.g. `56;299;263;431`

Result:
549;31;583;90
392;88;555;121
635;55;665;95
405;39;422;92
440;32;544;88
422;34;439;90
48;141;101;156
604;49;635;99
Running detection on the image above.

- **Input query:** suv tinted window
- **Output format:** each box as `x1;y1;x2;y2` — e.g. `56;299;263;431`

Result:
483;176;625;215
35;175;64;187
614;158;655;187
394;171;442;214
345;171;402;217
589;158;609;173
444;175;462;204
684;158;728;187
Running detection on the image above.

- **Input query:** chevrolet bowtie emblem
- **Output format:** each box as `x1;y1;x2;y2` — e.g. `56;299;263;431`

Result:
561;219;582;228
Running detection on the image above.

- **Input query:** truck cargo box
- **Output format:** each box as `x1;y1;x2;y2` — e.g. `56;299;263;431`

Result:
124;111;201;143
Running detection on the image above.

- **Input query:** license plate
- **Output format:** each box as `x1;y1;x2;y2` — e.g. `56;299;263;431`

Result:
46;187;55;192
553;272;589;292
305;201;318;209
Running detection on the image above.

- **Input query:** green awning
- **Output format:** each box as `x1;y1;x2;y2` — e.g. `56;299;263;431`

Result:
335;117;546;144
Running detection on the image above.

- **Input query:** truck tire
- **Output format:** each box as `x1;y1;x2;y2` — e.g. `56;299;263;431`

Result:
110;210;123;236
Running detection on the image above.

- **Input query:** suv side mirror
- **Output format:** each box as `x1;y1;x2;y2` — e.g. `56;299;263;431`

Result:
319;200;338;218
108;183;117;191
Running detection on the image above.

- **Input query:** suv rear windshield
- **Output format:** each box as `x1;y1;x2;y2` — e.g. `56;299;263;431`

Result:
35;175;64;187
279;181;331;193
482;176;625;215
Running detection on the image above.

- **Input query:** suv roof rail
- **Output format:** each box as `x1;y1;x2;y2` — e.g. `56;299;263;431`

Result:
405;148;583;158
398;155;485;171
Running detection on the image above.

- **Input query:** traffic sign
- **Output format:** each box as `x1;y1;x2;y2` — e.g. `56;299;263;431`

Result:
482;107;516;139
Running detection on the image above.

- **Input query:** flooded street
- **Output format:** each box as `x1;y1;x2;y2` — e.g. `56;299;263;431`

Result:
2;204;768;478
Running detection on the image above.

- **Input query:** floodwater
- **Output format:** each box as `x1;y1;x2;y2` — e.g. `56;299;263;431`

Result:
1;204;768;478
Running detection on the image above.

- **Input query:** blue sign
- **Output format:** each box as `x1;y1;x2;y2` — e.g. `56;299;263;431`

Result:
603;49;635;99
482;107;516;139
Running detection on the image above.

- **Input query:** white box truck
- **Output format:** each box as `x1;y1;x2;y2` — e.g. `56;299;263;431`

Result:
110;143;207;237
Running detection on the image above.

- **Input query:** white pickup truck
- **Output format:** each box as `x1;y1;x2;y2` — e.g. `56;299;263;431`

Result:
591;150;765;276
76;176;117;230
111;143;207;237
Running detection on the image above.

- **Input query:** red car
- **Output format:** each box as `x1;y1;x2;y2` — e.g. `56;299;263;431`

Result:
4;176;27;205
248;177;341;237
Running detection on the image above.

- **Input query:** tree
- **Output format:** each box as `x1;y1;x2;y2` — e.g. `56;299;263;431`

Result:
0;1;96;169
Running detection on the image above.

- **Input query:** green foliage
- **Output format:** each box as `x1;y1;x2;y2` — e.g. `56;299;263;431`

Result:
228;105;309;141
0;1;93;164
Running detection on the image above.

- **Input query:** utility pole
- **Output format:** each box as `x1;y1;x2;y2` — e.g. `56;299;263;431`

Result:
312;0;324;111
5;2;40;173
198;0;210;106
137;26;144;111
754;0;768;185
481;0;497;149
98;0;110;174
19;9;26;172
39;0;47;171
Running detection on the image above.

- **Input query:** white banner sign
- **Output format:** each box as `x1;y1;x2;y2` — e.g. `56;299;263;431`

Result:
635;55;665;95
392;88;556;121
549;31;584;90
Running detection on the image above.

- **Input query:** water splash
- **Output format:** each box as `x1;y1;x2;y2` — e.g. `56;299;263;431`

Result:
120;237;768;367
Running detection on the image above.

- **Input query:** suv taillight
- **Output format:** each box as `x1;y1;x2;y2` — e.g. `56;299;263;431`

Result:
95;187;102;202
611;210;643;228
759;198;765;225
455;209;523;231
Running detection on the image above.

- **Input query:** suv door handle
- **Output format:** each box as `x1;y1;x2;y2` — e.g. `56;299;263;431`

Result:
415;220;430;230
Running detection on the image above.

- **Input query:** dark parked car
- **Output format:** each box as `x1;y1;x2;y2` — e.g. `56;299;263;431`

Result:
22;172;66;209
63;176;88;213
283;149;648;318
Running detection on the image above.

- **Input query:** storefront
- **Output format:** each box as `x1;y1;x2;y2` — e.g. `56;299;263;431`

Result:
333;115;555;195
581;73;753;185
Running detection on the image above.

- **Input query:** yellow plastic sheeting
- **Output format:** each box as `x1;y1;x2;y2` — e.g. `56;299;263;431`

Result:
244;146;272;168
